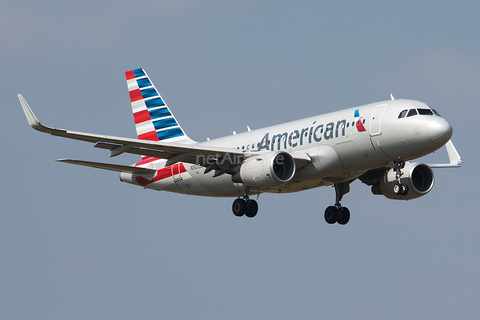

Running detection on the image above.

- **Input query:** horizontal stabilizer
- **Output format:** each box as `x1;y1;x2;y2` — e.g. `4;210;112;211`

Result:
56;159;156;174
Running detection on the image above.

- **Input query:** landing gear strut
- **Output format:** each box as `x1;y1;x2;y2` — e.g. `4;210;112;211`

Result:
391;161;409;196
324;182;351;225
232;186;258;218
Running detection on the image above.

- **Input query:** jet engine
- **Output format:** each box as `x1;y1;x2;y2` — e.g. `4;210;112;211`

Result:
372;162;435;200
232;151;296;188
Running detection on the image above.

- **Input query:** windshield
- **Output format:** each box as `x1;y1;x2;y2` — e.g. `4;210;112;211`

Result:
398;107;441;118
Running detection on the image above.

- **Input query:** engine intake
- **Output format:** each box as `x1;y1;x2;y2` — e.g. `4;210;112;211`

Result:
372;162;435;200
232;151;296;188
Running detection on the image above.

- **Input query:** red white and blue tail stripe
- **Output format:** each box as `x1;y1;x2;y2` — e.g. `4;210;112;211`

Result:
125;68;193;143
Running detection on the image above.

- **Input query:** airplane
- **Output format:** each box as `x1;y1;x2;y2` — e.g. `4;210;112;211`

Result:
18;68;461;225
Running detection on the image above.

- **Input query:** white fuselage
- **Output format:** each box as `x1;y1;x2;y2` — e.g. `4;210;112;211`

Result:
120;99;452;197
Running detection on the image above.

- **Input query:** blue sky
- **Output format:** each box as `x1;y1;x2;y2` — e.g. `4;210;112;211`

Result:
1;1;478;319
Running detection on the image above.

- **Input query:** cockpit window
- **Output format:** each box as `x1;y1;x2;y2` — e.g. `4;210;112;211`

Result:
407;109;418;117
418;108;434;115
399;107;441;119
398;110;408;118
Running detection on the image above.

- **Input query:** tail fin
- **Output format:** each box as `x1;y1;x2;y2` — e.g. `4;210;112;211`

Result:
125;68;195;143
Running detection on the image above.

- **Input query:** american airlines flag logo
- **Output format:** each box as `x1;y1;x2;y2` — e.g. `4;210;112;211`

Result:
354;109;366;132
126;68;185;141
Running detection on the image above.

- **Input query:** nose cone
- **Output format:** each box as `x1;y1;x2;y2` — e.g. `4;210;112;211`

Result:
429;118;453;145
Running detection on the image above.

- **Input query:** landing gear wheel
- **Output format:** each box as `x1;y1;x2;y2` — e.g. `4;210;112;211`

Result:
245;200;258;218
393;184;401;195
324;206;339;224
393;183;408;196
232;198;247;217
337;207;350;225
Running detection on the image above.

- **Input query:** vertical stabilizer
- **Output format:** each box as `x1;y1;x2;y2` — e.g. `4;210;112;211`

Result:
125;68;195;143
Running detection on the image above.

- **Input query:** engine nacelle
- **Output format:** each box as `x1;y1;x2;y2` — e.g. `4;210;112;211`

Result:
372;162;435;200
232;151;296;188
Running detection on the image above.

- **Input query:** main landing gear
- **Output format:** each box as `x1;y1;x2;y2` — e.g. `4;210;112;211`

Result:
232;198;258;218
324;182;351;225
391;161;409;196
232;186;258;218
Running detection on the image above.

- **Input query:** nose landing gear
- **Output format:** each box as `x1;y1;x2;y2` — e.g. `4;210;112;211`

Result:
391;161;409;196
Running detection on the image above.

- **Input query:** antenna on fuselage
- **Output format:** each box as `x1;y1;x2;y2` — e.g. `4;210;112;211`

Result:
390;94;395;100
247;126;251;132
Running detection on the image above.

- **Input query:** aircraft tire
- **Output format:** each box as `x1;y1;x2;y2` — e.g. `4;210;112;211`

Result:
393;183;408;196
337;207;350;225
324;206;339;224
393;184;401;195
232;198;247;217
245;200;258;218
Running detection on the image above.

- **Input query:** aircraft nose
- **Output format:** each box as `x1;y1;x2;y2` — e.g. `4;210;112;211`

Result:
429;118;453;143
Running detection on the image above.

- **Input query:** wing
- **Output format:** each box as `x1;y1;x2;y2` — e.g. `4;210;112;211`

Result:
18;94;245;166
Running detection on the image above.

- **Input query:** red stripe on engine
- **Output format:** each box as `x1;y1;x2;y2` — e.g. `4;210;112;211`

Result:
125;70;135;80
134;109;151;124
129;89;143;102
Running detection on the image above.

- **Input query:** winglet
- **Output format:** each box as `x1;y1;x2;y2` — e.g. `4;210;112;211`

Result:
429;140;462;168
445;140;462;166
17;94;60;134
18;94;42;130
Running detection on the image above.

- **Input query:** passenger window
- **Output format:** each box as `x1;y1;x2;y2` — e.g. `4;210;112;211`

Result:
407;109;418;117
418;108;433;115
398;110;408;118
